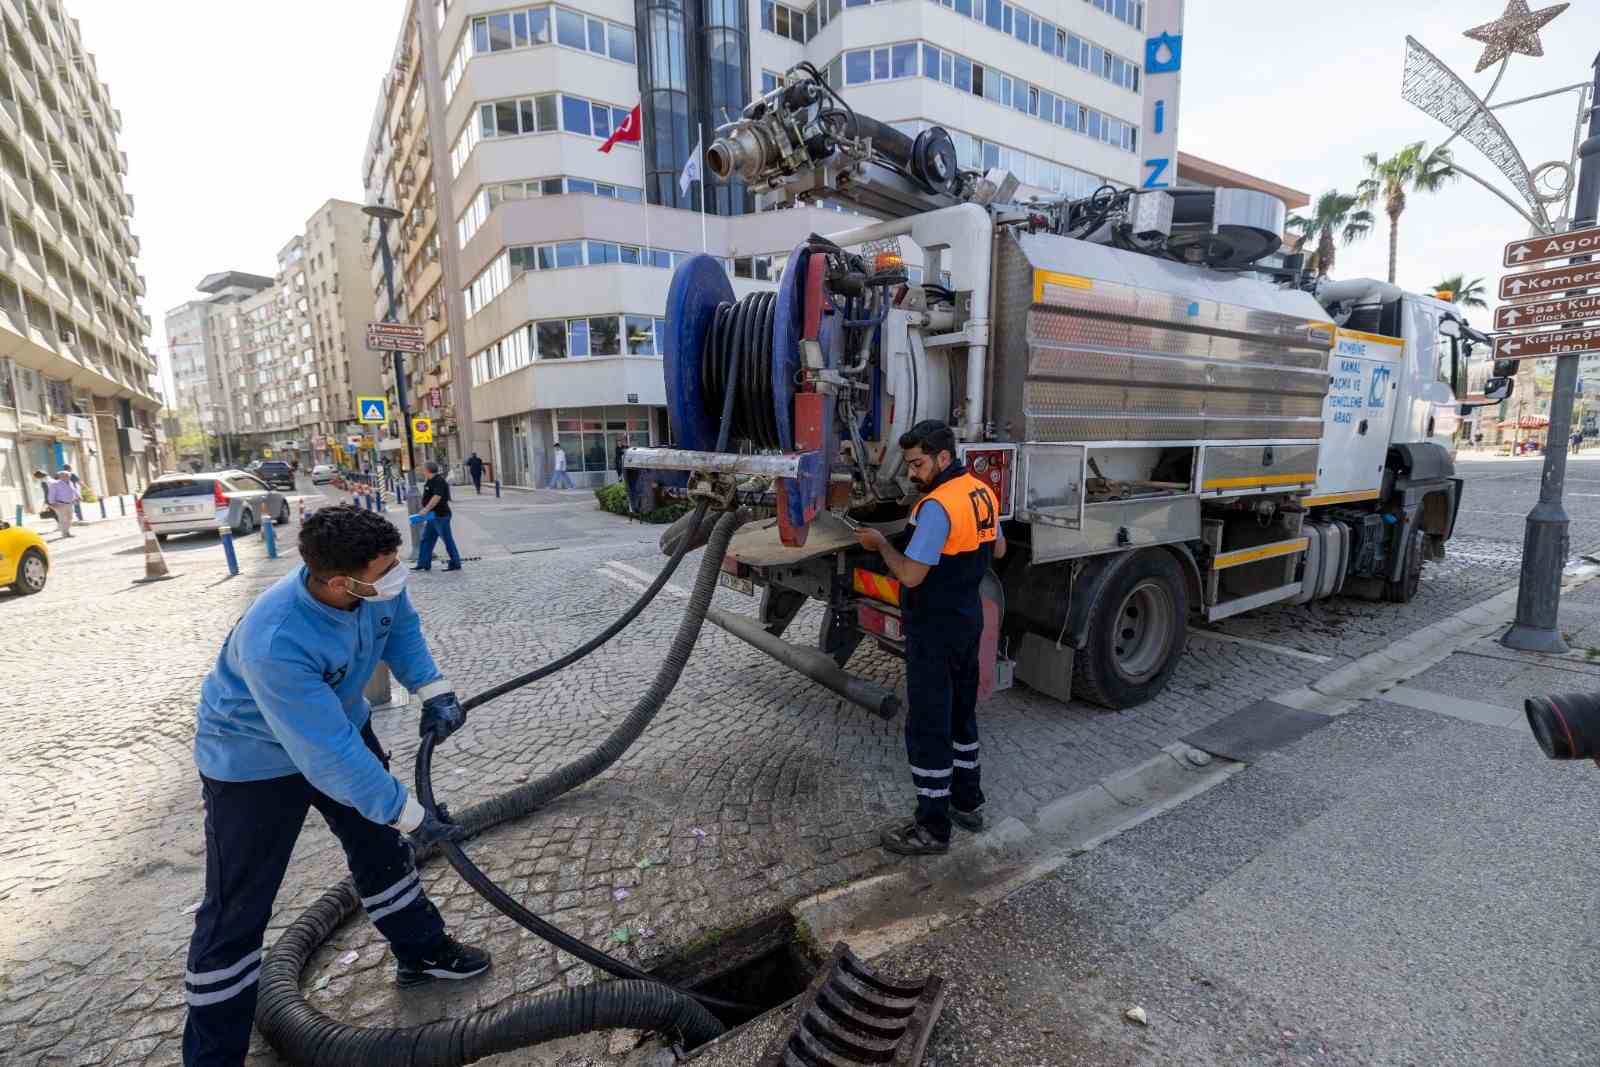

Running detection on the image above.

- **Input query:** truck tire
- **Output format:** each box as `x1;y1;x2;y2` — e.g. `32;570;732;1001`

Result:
1384;526;1424;604
1072;549;1188;709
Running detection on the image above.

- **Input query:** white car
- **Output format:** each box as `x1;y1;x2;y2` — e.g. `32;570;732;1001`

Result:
139;471;290;540
311;464;336;485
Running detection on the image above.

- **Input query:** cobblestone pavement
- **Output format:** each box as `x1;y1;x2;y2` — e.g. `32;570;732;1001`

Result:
4;459;1600;1065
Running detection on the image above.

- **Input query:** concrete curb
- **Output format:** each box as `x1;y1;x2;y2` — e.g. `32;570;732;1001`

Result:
1274;559;1600;716
792;741;1242;959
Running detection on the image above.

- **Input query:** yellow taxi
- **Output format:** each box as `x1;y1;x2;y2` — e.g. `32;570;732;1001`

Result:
0;519;49;595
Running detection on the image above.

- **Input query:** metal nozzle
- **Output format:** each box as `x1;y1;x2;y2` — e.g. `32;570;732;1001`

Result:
707;123;783;184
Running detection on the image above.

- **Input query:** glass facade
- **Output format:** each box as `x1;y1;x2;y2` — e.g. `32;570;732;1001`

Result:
635;0;751;214
556;405;653;483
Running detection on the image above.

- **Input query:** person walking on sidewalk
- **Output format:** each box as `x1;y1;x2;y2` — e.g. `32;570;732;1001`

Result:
548;443;574;489
182;505;488;1066
854;420;1004;856
46;469;80;538
415;460;462;572
466;452;485;494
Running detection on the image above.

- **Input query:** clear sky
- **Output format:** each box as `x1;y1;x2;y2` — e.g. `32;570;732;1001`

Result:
67;0;399;405
64;0;1599;407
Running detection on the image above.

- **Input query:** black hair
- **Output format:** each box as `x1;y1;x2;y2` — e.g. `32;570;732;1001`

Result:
299;504;402;577
898;419;956;460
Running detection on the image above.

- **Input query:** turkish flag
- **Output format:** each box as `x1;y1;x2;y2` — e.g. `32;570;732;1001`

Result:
599;104;641;153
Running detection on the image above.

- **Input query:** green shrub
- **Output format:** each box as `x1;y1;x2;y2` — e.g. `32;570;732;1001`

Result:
595;481;630;515
643;501;691;524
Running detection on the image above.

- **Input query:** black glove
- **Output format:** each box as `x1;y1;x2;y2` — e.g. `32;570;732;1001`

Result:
407;804;467;849
420;690;466;741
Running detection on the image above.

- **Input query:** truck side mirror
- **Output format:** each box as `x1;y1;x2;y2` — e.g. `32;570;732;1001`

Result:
1492;358;1518;378
1482;376;1514;402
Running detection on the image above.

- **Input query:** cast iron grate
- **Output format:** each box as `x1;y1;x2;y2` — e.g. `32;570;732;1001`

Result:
762;942;945;1066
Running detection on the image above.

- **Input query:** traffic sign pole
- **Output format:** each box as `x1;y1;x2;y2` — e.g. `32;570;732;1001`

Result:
1502;51;1600;655
373;212;422;557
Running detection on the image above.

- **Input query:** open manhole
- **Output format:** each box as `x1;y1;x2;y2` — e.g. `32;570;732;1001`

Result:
651;913;820;1033
657;915;946;1066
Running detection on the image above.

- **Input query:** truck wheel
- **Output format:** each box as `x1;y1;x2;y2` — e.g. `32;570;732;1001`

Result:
1384;526;1424;604
1072;549;1188;709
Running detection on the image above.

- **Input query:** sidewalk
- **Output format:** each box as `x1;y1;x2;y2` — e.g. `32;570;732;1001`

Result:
690;565;1600;1066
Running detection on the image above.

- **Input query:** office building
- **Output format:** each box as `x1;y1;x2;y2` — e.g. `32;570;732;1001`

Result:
170;201;389;469
374;1;1299;489
0;0;159;519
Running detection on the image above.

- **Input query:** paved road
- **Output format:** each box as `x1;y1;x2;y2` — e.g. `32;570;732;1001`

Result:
2;459;1597;1065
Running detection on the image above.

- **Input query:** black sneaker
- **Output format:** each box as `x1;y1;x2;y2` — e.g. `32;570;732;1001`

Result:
395;935;491;988
880;820;949;856
950;806;985;832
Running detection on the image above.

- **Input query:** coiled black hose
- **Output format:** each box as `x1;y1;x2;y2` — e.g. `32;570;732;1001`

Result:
256;514;739;1065
703;291;781;450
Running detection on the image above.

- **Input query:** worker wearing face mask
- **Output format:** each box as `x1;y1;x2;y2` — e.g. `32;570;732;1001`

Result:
182;504;488;1067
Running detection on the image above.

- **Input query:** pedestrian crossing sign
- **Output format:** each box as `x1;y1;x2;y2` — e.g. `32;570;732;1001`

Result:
356;395;388;424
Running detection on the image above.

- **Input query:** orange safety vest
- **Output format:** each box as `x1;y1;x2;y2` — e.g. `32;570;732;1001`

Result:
912;472;1000;556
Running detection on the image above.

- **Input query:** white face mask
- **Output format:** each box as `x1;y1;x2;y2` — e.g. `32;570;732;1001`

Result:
348;565;407;602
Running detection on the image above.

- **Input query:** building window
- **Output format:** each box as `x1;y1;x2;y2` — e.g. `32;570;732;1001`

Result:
912;43;1139;152
926;0;1140;92
761;0;812;42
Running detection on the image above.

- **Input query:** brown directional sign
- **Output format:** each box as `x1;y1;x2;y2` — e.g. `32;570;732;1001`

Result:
1494;294;1600;332
366;321;426;353
1503;224;1600;268
1498;262;1600;301
1491;326;1600;361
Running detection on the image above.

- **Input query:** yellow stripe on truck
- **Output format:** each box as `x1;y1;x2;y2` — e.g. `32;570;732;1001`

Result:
1200;473;1316;490
1213;537;1310;570
852;568;901;607
1032;270;1094;303
1302;489;1381;507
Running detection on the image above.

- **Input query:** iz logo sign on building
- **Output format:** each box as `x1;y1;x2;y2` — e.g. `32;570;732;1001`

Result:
1140;0;1185;190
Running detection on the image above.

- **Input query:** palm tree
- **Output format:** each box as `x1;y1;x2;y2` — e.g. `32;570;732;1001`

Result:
1286;190;1374;278
1433;273;1489;310
1356;141;1458;284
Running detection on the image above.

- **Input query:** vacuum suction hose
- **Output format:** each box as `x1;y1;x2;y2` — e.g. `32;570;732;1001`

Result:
256;511;743;1065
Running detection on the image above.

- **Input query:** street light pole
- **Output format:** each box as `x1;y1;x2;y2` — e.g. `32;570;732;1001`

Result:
364;201;421;554
1502;54;1600;653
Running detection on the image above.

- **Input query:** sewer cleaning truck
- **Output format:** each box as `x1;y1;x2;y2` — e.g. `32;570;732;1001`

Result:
624;66;1512;711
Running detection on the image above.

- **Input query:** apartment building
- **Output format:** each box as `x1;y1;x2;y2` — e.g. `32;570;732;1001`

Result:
170;201;391;469
363;4;477;475
0;0;158;519
165;271;273;467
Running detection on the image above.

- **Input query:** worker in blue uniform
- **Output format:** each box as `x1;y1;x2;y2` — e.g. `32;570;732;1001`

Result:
855;420;1004;856
182;504;488;1066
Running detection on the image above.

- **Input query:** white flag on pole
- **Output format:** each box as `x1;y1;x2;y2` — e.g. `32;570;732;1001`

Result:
678;132;703;197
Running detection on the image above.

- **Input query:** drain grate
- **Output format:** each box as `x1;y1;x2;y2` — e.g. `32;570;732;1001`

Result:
762;942;945;1066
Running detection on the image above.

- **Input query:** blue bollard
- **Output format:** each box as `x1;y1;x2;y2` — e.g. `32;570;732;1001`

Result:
119;495;126;516
99;497;107;519
262;515;279;559
494;479;501;498
74;501;82;520
219;525;240;576
13;504;21;526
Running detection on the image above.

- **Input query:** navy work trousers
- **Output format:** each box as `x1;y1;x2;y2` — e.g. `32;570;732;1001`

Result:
904;617;985;842
181;722;444;1067
416;513;461;569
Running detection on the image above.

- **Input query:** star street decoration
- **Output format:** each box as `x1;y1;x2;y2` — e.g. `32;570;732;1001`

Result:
1462;0;1569;73
1401;0;1583;232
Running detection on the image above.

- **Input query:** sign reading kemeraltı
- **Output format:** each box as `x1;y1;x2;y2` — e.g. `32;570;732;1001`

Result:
366;321;426;354
1498;262;1600;301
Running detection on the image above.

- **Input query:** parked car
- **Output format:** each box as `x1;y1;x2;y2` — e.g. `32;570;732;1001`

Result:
138;471;290;540
256;460;297;491
311;463;336;485
0;520;49;595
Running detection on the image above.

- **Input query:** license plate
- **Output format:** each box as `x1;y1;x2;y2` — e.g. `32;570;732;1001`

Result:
719;572;754;596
